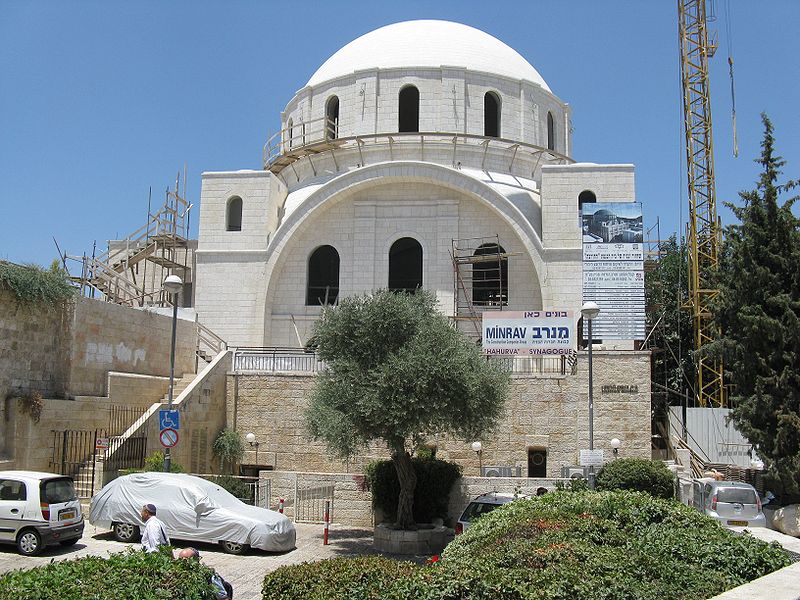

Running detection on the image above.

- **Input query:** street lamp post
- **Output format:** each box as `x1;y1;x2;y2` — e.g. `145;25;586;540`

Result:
163;274;183;473
246;432;260;465
610;437;621;459
471;441;483;475
581;301;600;490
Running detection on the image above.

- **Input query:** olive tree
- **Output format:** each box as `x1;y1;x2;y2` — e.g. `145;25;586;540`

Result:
306;290;509;529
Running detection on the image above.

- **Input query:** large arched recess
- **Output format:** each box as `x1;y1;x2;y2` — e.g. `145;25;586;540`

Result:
261;162;553;343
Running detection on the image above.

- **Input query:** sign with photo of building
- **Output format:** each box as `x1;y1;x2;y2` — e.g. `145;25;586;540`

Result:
581;202;645;340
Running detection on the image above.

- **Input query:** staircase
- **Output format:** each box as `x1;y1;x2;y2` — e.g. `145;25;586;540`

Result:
72;372;198;498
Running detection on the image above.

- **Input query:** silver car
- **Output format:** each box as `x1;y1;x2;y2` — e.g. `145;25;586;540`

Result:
90;472;296;554
691;479;766;528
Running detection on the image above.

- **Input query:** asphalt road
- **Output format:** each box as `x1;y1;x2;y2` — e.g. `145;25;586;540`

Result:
0;522;419;600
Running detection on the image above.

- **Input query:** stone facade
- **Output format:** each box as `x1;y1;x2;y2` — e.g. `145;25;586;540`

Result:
228;350;650;480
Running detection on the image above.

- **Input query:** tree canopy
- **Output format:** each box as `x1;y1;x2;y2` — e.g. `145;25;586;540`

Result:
306;289;509;528
712;114;800;497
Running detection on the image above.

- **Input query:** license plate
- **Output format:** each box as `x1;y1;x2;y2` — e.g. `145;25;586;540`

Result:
727;520;747;526
59;509;76;521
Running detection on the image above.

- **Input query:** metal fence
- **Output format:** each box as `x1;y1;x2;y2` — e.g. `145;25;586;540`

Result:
51;429;102;477
294;481;335;523
233;347;324;373
489;354;574;375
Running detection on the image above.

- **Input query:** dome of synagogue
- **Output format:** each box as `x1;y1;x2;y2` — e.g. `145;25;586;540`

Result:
306;20;551;92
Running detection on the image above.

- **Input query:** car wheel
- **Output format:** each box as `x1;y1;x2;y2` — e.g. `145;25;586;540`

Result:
221;540;247;555
17;529;43;556
113;522;139;543
59;538;80;547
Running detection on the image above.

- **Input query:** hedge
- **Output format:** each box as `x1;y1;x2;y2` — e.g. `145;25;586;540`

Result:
0;547;218;600
261;490;791;599
595;457;676;498
364;457;461;523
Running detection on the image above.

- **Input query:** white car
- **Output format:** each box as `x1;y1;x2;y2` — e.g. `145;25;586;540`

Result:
0;470;84;555
89;472;295;554
455;492;527;534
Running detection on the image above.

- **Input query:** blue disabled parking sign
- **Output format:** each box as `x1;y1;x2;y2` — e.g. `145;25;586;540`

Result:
159;409;180;430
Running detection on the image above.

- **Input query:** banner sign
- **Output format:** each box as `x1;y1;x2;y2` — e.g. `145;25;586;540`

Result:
482;311;574;355
582;202;646;340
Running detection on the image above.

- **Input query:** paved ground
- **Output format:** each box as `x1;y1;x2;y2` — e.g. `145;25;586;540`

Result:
0;523;427;600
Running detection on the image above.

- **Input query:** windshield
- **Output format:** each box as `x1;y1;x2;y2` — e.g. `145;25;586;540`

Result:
717;488;757;504
460;501;502;522
41;478;77;503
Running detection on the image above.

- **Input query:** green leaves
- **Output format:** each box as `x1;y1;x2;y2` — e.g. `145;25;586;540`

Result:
595;458;676;499
0;261;75;306
212;428;245;474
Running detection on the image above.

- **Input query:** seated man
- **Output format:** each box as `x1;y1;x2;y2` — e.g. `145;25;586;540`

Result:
177;547;232;600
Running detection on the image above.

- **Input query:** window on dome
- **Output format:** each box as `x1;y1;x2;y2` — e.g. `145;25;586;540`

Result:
547;111;555;151
389;237;422;292
325;96;339;140
287;118;294;149
472;243;508;306
226;197;242;232
398;85;419;133
307;245;340;306
484;92;501;138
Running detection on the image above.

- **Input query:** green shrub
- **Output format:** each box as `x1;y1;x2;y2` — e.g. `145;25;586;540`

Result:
0;547;218;599
262;556;418;600
365;457;461;523
212;428;244;474
143;450;184;473
0;261;74;305
595;457;676;498
259;491;791;600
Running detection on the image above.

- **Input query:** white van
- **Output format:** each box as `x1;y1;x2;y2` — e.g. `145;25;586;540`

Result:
0;470;84;555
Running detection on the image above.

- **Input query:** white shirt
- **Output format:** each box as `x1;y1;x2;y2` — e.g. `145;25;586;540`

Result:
141;516;170;552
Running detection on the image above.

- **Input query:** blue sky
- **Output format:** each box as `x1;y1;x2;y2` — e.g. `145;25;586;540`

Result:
2;0;798;267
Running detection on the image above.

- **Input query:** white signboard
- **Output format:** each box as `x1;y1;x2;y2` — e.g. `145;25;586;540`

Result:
583;244;644;261
580;449;605;467
482;311;574;355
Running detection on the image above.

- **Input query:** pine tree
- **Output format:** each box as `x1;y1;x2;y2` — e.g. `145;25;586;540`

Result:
713;114;800;497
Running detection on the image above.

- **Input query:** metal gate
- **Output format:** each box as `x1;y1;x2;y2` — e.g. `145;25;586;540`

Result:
51;429;103;478
294;481;335;523
251;479;272;509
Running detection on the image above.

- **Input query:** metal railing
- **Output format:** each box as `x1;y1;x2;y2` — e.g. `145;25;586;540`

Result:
489;354;575;376
233;347;324;373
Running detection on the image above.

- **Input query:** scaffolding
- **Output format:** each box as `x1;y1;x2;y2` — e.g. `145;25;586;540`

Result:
451;235;514;341
62;173;193;308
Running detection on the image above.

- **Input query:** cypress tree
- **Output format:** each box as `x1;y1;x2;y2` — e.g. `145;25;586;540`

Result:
713;114;800;497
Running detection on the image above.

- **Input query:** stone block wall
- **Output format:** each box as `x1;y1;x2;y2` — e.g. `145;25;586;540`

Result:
228;350;651;481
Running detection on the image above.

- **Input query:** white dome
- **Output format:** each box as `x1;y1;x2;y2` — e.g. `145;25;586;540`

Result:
306;20;551;92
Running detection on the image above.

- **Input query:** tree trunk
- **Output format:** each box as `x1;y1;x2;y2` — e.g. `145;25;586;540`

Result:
391;444;417;530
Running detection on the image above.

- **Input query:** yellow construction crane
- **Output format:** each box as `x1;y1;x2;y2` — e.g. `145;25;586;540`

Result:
678;0;725;407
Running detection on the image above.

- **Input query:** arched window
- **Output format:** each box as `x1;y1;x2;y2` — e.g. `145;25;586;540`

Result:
306;245;340;305
484;92;501;138
398;85;419;133
547;111;555;151
388;237;422;292
578;190;597;212
287;118;294;149
325;96;339;140
473;243;508;306
226;197;242;232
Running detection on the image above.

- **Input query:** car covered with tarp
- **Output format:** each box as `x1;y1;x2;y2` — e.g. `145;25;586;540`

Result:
89;472;295;554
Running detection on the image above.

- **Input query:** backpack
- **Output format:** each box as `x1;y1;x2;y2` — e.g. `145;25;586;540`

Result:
221;577;233;599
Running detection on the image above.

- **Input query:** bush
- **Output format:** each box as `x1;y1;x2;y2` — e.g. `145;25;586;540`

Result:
0;547;218;599
143;450;184;473
212;428;244;474
206;475;252;502
260;491;791;600
262;556;418;600
365;457;461;523
0;261;74;305
595;457;676;498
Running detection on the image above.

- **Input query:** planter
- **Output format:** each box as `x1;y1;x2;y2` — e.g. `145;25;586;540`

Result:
373;522;454;555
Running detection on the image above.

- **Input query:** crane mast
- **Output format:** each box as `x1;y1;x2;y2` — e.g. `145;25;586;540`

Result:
678;0;725;407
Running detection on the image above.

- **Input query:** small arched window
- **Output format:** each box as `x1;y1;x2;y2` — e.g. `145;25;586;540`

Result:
578;190;597;212
226;197;242;232
325;96;339;140
398;85;419;133
484;92;501;138
547;111;555;151
388;237;423;292
473;243;508;306
306;245;340;306
287;118;294;149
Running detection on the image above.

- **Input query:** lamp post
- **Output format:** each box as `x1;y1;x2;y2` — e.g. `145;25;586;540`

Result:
581;301;600;489
246;432;260;465
610;437;621;459
163;274;182;473
471;441;483;475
